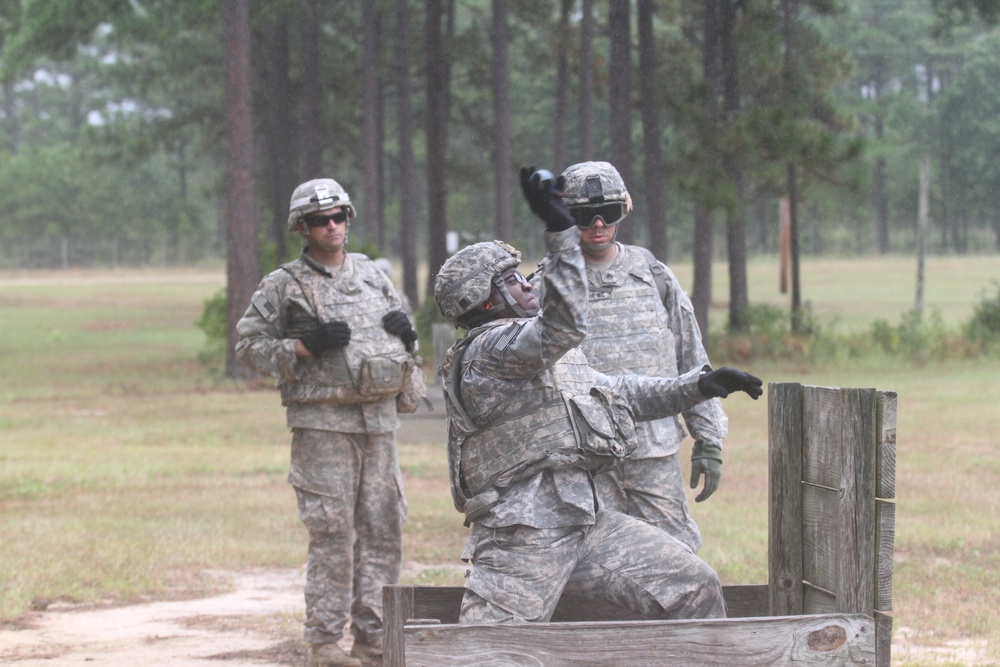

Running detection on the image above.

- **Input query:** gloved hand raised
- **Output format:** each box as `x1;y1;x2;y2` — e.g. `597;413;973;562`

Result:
382;310;418;351
697;366;764;400
519;165;574;232
300;320;351;356
690;440;723;503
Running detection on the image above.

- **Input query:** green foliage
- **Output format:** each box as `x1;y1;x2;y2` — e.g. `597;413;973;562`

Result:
963;280;1000;350
710;303;831;363
194;289;227;366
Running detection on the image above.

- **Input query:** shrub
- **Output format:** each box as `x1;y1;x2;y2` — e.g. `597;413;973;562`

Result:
195;288;227;366
963;280;1000;352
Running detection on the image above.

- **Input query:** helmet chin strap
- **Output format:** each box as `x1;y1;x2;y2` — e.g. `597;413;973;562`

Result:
490;275;530;318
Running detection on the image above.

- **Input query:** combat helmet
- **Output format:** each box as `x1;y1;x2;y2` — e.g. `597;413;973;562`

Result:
560;161;632;227
435;241;522;327
287;178;356;231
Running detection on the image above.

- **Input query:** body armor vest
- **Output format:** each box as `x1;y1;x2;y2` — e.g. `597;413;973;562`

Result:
582;246;678;379
443;322;636;522
278;254;413;406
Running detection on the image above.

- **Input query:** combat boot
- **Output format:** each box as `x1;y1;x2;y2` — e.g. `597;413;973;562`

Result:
307;642;362;667
349;637;383;666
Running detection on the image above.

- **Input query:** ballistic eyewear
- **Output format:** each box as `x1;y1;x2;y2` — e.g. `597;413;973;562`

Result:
304;210;350;227
569;202;628;228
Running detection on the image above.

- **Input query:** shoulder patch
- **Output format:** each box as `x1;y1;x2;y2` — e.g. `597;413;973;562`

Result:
494;322;523;352
251;292;277;321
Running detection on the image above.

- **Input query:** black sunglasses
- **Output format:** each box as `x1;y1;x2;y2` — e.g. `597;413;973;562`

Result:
304;211;349;227
569;202;627;228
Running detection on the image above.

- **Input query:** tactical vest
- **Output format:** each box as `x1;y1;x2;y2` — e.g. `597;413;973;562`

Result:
278;254;415;406
442;322;637;523
582;246;678;379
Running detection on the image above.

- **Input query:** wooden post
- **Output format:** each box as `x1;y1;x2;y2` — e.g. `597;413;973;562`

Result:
768;382;803;616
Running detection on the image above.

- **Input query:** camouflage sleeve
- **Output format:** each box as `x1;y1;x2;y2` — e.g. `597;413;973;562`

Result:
659;264;728;445
470;227;588;380
234;277;300;382
595;365;708;422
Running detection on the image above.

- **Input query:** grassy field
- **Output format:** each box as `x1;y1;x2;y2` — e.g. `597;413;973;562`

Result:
1;256;998;665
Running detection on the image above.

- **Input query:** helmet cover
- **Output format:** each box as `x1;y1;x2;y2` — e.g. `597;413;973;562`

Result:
287;178;356;231
434;241;521;323
560;161;628;207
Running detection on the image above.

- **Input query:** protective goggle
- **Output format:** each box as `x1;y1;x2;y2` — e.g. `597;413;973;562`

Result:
569;202;628;228
304;210;350;227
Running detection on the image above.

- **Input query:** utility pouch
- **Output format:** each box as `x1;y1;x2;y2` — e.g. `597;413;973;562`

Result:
568;386;637;458
355;351;412;398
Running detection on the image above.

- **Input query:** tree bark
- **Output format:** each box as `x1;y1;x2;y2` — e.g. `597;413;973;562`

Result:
298;0;322;178
425;0;452;300
608;0;633;245
553;0;571;170
396;0;419;310
492;0;513;241
720;0;748;332
579;0;595;161
261;9;294;262
362;0;383;250
638;0;668;262
692;0;721;341
915;152;930;318
223;0;259;380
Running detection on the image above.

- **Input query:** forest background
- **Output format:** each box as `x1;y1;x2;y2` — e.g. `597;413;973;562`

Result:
2;0;1000;377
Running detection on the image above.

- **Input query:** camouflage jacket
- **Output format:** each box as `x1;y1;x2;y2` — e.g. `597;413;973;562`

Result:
440;229;708;529
235;249;416;434
533;242;727;457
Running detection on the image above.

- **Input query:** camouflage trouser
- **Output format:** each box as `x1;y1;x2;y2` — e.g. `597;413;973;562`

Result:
593;453;702;552
292;429;406;645
459;509;725;624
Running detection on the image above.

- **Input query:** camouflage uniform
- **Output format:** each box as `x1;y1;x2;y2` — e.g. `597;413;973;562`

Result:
437;229;726;624
533;243;727;551
236;249;417;648
529;160;727;553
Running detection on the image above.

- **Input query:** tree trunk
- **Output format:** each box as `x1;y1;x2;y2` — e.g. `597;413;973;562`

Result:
553;0;571;170
719;0;748;332
299;0;322;178
915;152;930;318
261;9;294;262
579;0;595;161
608;0;633;245
788;161;802;329
396;0;419;310
638;0;668;262
692;205;715;344
692;0;721;341
872;60;889;254
425;0;451;300
362;0;383;250
492;0;513;241
223;0;259;380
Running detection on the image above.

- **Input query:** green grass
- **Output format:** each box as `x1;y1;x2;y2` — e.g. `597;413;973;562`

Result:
1;260;999;664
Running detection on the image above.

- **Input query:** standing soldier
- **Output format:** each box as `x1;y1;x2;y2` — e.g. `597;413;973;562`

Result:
433;167;762;624
236;178;424;667
531;161;726;552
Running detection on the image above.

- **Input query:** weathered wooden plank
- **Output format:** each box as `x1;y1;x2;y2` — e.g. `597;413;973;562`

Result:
769;382;804;616
801;386;843;490
386;584;771;627
875;499;895;612
402;614;876;667
839;387;877;617
876;391;897;500
875;610;894;667
803;581;837;615
385;585;415;667
801;482;840;599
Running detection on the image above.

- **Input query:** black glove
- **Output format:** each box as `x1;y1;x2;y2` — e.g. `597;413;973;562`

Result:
690;441;723;503
300;320;351;356
382;310;418;350
519;165;574;232
697;366;764;400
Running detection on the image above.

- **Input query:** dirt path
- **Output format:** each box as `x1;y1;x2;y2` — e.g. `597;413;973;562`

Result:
0;569;311;666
